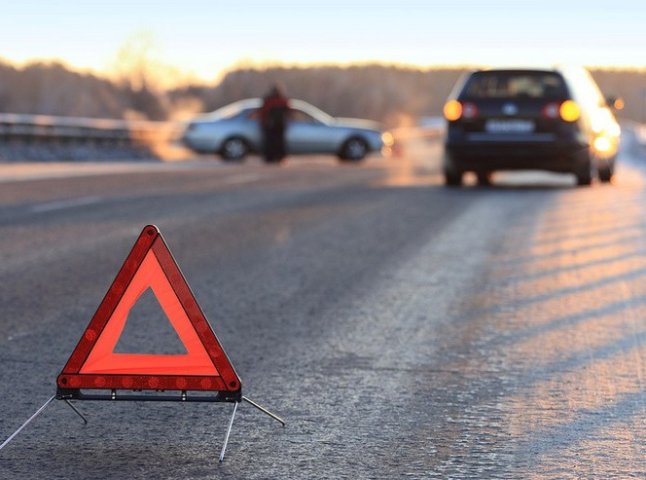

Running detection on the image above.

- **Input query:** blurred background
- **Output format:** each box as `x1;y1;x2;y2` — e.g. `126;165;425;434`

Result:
1;0;645;158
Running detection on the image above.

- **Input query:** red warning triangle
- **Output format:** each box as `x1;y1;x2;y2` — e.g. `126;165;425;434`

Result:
57;225;241;393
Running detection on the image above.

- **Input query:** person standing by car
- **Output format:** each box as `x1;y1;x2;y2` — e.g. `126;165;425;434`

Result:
259;84;290;163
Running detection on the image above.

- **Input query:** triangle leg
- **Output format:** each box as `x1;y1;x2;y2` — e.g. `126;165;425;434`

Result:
64;400;88;424
219;401;239;463
0;395;55;451
242;396;285;426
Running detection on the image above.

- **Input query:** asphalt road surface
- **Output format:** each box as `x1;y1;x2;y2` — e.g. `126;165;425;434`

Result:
1;136;645;479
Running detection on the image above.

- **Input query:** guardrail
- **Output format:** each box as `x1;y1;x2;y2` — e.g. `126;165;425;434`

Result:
0;112;446;162
0;113;446;144
0;113;180;145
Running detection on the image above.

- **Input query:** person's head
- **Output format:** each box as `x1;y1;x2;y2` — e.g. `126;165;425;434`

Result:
266;82;285;98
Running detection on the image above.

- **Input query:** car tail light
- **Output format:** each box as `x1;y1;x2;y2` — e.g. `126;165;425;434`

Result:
559;100;581;122
462;102;478;119
542;102;560;119
543;100;581;122
443;100;478;121
443;100;462;121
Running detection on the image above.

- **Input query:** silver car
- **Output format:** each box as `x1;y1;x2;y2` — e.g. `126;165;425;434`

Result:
181;98;389;162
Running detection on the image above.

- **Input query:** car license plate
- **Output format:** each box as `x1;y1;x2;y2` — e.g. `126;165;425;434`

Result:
485;119;535;133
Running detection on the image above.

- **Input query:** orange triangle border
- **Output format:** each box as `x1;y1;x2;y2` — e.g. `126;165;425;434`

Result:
57;225;241;394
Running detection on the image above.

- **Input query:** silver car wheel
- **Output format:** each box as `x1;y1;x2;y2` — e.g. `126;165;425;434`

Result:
342;138;368;161
221;137;248;161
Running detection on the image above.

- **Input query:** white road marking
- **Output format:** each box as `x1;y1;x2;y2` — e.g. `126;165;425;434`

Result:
30;195;103;213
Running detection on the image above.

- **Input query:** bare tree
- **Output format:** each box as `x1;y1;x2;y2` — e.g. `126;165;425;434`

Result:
2;58;646;124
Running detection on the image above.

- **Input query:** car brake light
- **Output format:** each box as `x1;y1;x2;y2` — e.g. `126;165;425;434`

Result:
542;102;560;119
462;102;478;119
443;100;463;121
559;100;581;122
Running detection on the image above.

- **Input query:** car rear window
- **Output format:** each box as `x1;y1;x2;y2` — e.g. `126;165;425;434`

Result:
461;71;568;99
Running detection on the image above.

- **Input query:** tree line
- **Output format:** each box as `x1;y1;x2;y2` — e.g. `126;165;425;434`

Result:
1;60;645;126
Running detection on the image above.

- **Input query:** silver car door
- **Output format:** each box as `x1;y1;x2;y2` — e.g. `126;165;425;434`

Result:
286;109;332;154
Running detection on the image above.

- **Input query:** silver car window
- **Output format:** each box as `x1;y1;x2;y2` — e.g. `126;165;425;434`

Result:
290;109;321;124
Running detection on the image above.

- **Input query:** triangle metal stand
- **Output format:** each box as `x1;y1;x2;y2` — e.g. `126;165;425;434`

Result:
1;394;284;463
0;396;56;452
219;396;286;462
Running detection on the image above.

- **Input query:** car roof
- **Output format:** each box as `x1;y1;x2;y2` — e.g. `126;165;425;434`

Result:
471;65;593;76
199;98;262;120
471;67;560;75
199;98;335;124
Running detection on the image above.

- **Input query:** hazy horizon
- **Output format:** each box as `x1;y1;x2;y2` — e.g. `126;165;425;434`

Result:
3;56;646;91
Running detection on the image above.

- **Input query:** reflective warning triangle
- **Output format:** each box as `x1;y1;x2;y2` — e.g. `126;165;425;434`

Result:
57;225;241;393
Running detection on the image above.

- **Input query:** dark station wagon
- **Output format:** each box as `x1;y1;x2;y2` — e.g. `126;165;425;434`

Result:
442;67;620;186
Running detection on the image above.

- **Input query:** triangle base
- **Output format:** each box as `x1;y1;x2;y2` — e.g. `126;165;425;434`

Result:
57;372;239;396
57;386;241;403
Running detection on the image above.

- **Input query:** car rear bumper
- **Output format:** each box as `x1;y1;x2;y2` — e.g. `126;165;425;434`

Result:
445;136;589;173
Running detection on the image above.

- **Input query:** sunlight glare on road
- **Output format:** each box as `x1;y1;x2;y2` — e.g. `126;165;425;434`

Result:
459;164;646;474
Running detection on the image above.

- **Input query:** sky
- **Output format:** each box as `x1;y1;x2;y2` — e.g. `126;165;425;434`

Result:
1;0;645;84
